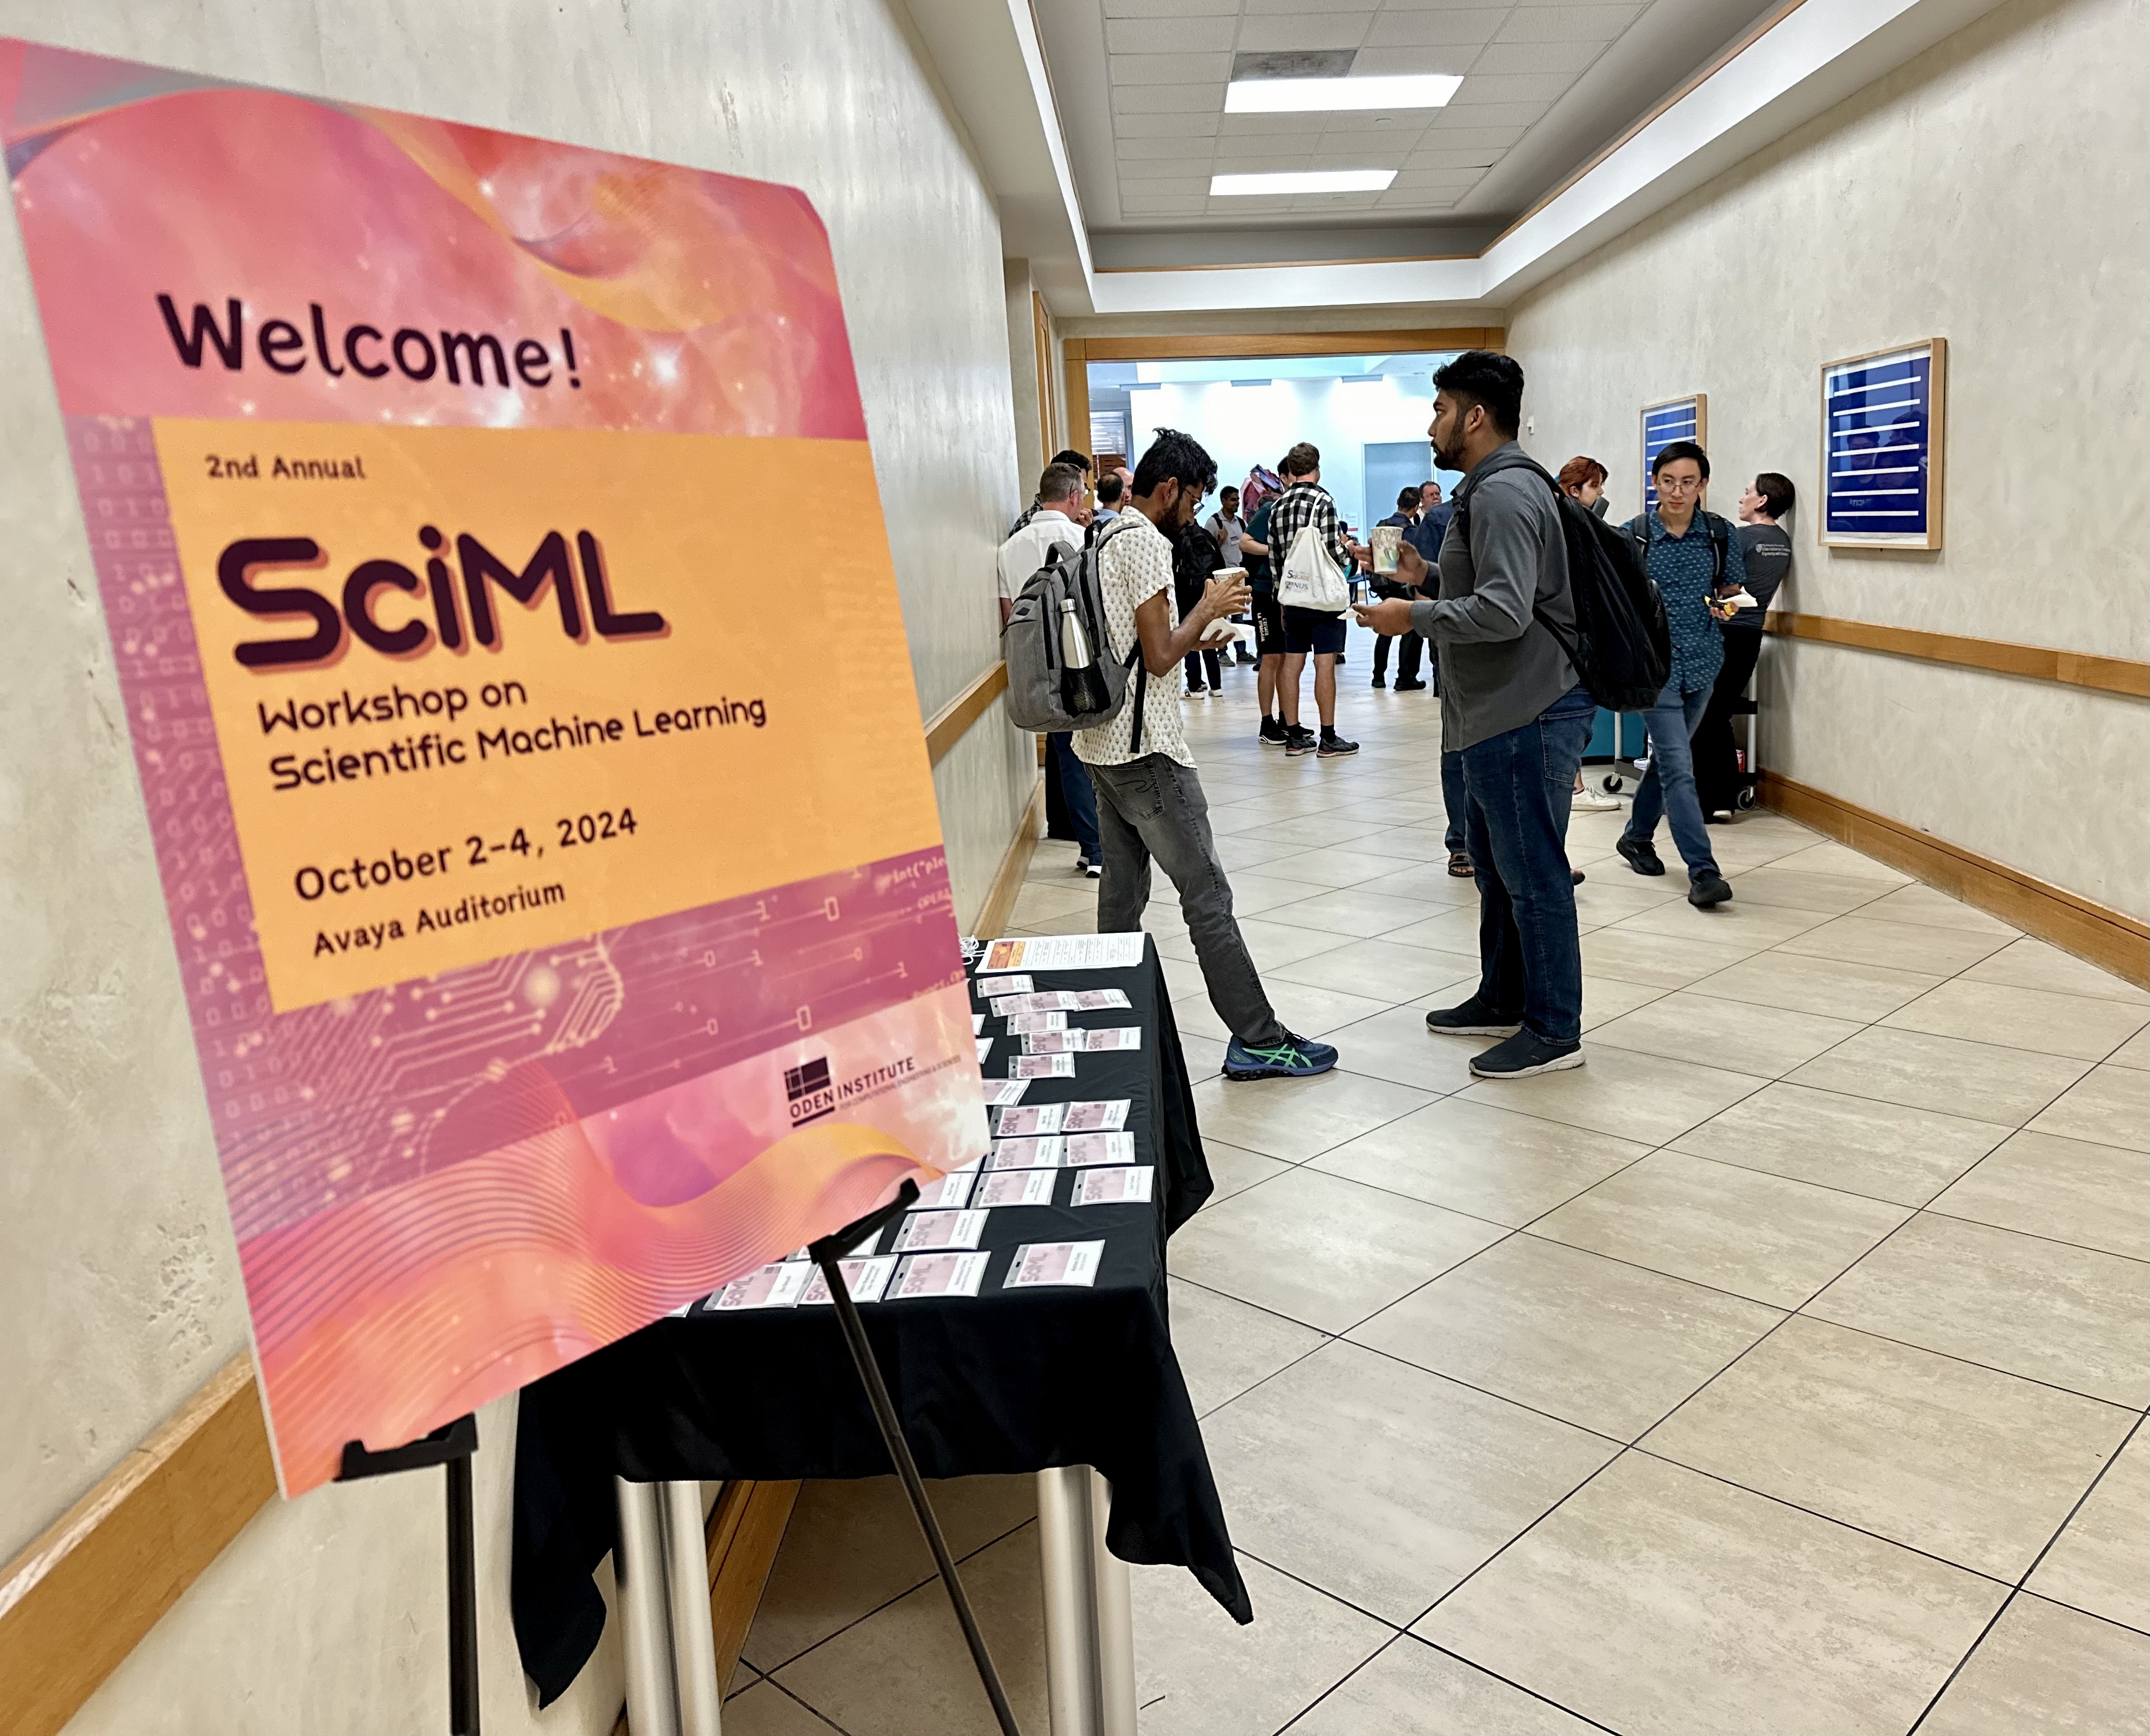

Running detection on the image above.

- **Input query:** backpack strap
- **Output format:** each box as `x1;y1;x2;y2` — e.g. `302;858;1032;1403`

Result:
1703;511;1729;586
1126;641;1147;756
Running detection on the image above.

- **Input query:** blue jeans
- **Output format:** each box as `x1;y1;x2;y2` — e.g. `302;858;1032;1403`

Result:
1622;679;1719;879
1440;749;1468;852
1458;683;1595;1045
1048;732;1100;859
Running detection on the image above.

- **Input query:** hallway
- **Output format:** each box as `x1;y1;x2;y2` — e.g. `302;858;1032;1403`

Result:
730;662;2149;1735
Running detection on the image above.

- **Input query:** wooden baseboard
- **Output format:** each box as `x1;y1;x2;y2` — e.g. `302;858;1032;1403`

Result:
973;777;1045;938
1758;771;2149;988
0;1355;277;1736
706;1481;799;1693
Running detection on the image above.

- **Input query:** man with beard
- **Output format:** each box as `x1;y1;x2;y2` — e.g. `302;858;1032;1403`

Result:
1351;352;1594;1079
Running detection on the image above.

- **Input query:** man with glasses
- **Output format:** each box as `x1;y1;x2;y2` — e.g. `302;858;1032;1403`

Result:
1615;441;1745;908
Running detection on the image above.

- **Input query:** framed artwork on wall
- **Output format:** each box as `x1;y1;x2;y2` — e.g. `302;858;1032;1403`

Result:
1820;338;1947;549
1641;393;1707;510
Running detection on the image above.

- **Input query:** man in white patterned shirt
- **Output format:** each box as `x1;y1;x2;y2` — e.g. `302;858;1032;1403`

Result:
1075;429;1340;1080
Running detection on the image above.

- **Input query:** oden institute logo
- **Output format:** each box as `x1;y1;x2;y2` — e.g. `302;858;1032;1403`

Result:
784;1057;835;1126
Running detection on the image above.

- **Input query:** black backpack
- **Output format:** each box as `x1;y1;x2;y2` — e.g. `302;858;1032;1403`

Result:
1454;459;1672;712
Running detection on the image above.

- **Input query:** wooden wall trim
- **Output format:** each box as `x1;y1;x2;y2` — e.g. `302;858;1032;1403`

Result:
1758;770;2149;988
0;1355;277;1736
1766;611;2150;699
925;661;1009;767
705;1481;799;1695
1074;328;1501;362
974;777;1046;940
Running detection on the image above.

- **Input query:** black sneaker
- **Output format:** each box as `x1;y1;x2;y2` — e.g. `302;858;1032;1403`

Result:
1469;1031;1584;1079
1425;996;1521;1037
1688;870;1733;908
1284;725;1318;756
1393;678;1427;691
1371;674;1387;689
1571;869;1586;885
1617;836;1667;877
1258;715;1288;748
1317;728;1359;758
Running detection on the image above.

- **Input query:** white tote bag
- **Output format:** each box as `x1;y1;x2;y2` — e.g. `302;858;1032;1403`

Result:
1277;522;1351;612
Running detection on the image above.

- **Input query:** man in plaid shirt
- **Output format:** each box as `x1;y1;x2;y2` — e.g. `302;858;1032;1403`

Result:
1263;442;1363;756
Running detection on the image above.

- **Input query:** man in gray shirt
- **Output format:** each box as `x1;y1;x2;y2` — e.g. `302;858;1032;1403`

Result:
1352;351;1594;1079
1696;471;1795;813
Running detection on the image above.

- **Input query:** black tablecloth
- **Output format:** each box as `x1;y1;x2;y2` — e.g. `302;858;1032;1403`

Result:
511;940;1250;1705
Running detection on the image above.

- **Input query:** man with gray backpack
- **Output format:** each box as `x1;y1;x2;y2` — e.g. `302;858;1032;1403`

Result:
1005;429;1340;1081
1353;351;1662;1079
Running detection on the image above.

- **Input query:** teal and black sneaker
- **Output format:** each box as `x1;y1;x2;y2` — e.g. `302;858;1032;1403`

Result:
1223;1031;1339;1080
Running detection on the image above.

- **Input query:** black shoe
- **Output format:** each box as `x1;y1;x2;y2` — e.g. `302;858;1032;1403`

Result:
1426;996;1522;1038
1393;678;1427;692
1571;869;1586;885
1371;674;1387;689
1317;728;1359;757
1688;870;1734;908
1283;725;1318;757
1469;1031;1585;1079
1617;836;1667;877
1259;715;1288;748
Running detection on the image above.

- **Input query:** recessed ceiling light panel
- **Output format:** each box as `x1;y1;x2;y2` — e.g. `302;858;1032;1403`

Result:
1224;74;1463;114
1209;169;1397;196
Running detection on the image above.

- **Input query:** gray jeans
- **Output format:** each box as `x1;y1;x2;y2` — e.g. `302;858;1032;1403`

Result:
1086;753;1287;1048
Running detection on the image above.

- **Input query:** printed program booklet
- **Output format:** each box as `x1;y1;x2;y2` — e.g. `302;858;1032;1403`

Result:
1065;1131;1136;1166
892;1208;991;1252
973;1169;1058;1208
1011;1053;1076;1079
1073;1166;1153;1206
987;1135;1064;1168
982;934;1147;973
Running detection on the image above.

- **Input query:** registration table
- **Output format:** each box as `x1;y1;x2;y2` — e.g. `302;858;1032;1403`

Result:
511;936;1251;1735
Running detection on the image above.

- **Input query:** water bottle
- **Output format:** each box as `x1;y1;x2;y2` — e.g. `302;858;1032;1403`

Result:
1058;598;1113;716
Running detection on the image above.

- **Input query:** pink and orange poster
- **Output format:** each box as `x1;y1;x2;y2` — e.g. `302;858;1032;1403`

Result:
1;41;984;1493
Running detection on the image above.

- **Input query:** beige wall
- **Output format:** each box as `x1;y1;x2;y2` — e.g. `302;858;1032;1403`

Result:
0;1;1030;1730
1506;0;2149;920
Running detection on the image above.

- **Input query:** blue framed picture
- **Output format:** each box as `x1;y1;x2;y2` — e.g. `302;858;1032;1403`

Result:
1641;394;1707;511
1822;338;1947;549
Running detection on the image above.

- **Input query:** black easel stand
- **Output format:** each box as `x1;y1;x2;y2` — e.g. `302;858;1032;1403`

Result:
811;1181;1022;1736
339;1413;482;1735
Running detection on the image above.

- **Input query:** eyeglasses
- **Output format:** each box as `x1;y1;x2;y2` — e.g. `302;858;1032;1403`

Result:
1654;474;1703;492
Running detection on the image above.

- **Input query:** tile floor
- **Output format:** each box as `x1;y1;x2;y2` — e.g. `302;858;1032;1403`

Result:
728;664;2149;1735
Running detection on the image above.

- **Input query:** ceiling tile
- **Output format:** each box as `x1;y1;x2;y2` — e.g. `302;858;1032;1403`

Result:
1495;5;1642;44
1116;134;1213;158
1118;155;1217;178
1102;0;1239;15
1391;168;1486;188
1311;109;1440;134
1113;112;1225;138
1235;14;1375;51
1108;50;1235;84
1429;98;1550;126
1201;193;1300;212
1402;146;1503;170
1467;38;1607;74
1363;7;1508;45
1452;71;1579;103
1116;176;1215;196
1105;16;1237;52
1112;82;1227;112
1351;45;1478;75
1307;146;1412;169
1419;120;1528;146
1120;196;1211;214
1206;149;1321;171
1217;113;1332;136
1290;191;1386;210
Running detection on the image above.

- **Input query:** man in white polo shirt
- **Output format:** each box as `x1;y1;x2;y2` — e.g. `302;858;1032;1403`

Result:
1077;429;1339;1081
999;462;1101;877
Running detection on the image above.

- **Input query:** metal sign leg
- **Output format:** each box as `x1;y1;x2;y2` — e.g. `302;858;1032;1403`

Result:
616;1477;681;1736
1037;1467;1103;1736
662;1480;725;1736
1087;1471;1136;1736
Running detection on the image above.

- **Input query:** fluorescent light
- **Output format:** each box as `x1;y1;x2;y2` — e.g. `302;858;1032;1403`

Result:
1210;169;1396;196
1225;74;1462;114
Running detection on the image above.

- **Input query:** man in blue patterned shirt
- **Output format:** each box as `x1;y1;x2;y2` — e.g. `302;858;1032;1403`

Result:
1616;441;1745;908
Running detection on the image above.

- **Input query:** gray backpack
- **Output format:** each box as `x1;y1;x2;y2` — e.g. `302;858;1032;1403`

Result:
1002;517;1151;748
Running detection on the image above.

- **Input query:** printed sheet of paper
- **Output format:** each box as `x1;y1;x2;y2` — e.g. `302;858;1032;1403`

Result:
800;1256;898;1305
783;1228;882;1261
892;1209;990;1252
1073;1166;1153;1206
982;1080;1031;1109
890;1250;992;1300
912;1172;975;1211
987;1136;1065;1170
982;935;1148;973
973;973;1033;996
973;1169;1058;1208
1004;1012;1068;1035
1064;1131;1136;1166
1063;1100;1131;1132
1011;1054;1076;1080
993;1103;1063;1137
712;1262;814;1312
1004;1241;1106;1289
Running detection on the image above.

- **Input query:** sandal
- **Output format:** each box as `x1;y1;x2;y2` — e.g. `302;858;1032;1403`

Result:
1447;850;1475;878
